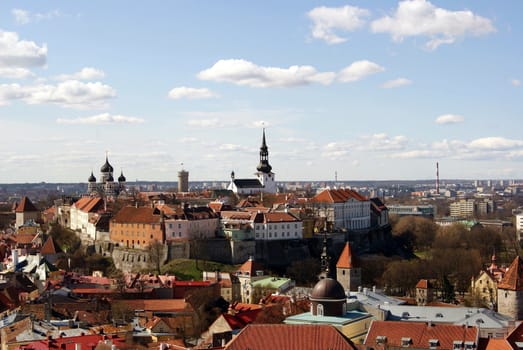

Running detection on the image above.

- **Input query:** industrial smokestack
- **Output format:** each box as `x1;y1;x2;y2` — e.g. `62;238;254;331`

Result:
436;162;440;194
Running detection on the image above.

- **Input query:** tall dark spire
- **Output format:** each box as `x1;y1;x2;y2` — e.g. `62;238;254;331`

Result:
319;232;330;280
256;128;272;173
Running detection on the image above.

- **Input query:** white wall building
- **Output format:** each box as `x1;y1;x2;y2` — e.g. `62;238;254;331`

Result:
69;197;105;234
312;188;371;231
165;206;219;241
253;211;302;240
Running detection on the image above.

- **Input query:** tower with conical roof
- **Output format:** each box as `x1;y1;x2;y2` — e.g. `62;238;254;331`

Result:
336;242;361;291
497;256;523;320
255;128;276;193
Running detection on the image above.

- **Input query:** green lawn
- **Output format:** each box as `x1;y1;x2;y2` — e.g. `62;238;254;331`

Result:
161;258;239;281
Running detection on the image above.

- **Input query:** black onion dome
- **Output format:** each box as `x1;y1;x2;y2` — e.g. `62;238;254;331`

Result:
100;156;114;173
106;174;114;182
310;278;346;300
88;171;96;182
118;171;126;182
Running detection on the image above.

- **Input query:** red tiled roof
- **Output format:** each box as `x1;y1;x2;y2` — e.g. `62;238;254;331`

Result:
253;212;299;224
111;206;162;224
364;320;478;350
40;236;62;255
123;299;191;312
15;233;37;245
416;279;433;289
73;197;104;213
313;188;368;204
497;256;523;291
223;309;261;329
225;324;356;350
482;338;513;350
336;242;354;269
15;197;38;213
237;257;264;277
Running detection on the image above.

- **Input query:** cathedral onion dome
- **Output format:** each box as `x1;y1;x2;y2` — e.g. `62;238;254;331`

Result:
106;174;114;182
118;171;126;182
88;171;96;183
100;156;114;173
310;278;346;301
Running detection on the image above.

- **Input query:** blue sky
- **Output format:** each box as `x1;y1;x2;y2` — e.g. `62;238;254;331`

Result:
0;1;521;183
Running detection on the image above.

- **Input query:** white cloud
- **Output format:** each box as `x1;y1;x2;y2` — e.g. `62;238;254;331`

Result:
0;80;116;109
198;59;336;87
322;142;351;160
435;114;465;124
186;118;223;128
307;5;370;44
56;67;105;81
370;0;496;50
56;113;144;125
338;60;384;82
468;137;523;151
511;79;521;87
0;29;47;68
219;144;249;152
12;8;63;24
0;67;34;79
168;86;218;99
381;78;412;88
358;133;408;151
12;9;30;24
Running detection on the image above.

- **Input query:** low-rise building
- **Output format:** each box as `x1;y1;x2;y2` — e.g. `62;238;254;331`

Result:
109;206;165;249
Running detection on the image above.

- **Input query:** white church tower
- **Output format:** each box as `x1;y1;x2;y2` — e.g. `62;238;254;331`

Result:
255;128;276;194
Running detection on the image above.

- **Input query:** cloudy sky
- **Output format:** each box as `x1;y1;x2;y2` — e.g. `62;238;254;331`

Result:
0;1;521;183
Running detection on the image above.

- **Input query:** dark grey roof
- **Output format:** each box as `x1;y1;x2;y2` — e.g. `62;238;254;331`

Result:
233;179;263;188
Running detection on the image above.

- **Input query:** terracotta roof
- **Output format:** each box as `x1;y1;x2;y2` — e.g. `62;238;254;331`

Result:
111;206;162;224
15;197;38;212
237;257;264;277
416;279;433;289
225;324;356;350
497;256;523;291
364;320;478;350
223;309;261;329
73;196;105;213
15;232;37;245
336;242;355;269
123;299;190;312
482;338;513;350
40;236;63;255
253;212;300;224
313;188;368;204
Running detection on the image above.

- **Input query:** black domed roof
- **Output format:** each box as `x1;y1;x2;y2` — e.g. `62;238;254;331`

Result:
101;156;113;173
310;278;346;300
118;171;126;182
106;174;114;182
88;171;96;182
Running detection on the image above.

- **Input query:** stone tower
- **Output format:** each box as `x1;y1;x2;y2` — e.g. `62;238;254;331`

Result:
497;256;523;320
178;169;189;192
336;242;361;291
255;128;276;194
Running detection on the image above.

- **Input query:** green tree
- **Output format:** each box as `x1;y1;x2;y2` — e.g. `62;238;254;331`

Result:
147;239;166;274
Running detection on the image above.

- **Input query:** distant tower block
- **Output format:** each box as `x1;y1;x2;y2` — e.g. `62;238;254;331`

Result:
178;169;189;192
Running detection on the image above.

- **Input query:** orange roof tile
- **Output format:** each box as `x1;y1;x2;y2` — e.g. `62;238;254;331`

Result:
225;324;356;350
497;256;523;291
237;257;264;277
365;320;478;350
40;236;63;254
416;279;433;289
336;242;355;269
111;206;162;224
313;188;368;204
15;196;38;212
73;196;105;212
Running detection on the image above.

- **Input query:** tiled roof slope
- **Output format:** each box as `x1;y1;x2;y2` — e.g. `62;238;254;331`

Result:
73;197;104;212
336;242;354;269
313;188;367;204
15;197;38;212
40;236;63;254
111;206;162;224
365;320;478;350
497;256;523;291
225;324;356;350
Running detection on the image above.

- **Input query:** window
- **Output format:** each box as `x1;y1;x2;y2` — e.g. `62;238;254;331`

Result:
401;338;412;347
316;304;324;316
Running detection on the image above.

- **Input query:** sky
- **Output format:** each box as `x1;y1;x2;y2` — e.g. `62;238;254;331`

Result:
0;1;522;183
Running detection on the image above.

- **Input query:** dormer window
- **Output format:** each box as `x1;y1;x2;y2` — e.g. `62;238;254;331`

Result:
429;339;440;349
376;336;387;344
435;313;444;318
465;341;476;350
453;341;464;350
401;337;412;347
401;312;410;318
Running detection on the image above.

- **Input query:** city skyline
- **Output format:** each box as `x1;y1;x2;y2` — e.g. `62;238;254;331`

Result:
0;1;522;183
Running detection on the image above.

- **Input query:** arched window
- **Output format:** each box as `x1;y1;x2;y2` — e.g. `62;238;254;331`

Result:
317;304;324;316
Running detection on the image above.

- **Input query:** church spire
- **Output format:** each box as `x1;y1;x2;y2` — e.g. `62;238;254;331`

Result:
256;128;272;174
319;232;330;280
